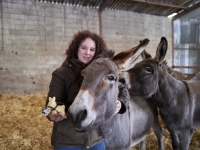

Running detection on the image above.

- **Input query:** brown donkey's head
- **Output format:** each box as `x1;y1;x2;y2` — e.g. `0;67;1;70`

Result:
121;37;168;97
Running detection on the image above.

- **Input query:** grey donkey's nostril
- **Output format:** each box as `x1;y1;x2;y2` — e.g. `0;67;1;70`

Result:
77;109;87;122
69;109;87;125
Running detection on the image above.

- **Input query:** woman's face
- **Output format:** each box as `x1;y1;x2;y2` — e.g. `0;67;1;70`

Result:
77;38;96;64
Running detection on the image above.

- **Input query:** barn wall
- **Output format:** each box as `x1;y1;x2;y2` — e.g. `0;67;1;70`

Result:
0;0;99;94
102;10;172;61
0;0;172;94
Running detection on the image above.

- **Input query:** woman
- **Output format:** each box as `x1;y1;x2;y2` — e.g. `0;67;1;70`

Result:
45;30;129;150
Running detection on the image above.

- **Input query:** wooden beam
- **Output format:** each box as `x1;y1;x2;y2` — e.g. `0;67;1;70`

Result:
171;20;174;70
99;0;113;12
172;66;200;69
99;11;102;36
98;0;113;36
172;1;200;20
132;0;186;9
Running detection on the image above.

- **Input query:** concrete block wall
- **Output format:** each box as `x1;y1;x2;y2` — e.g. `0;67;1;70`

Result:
0;0;172;94
102;10;172;64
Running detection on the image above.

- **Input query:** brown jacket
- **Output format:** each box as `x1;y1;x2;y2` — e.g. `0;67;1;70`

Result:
46;58;129;148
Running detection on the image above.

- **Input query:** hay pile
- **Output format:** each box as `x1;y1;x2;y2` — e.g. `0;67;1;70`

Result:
0;93;53;150
0;94;200;150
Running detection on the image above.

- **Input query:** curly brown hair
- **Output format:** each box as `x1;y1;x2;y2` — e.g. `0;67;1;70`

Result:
66;30;107;61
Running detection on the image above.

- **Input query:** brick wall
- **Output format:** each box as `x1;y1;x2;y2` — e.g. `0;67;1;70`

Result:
0;0;172;94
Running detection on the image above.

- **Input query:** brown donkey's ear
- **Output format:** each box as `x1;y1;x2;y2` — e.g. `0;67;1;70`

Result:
112;38;150;72
154;37;168;63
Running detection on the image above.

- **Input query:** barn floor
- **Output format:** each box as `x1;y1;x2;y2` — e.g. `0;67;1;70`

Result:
0;93;200;150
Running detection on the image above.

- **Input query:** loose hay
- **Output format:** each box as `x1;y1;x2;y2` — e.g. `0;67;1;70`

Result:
0;94;200;150
0;93;53;150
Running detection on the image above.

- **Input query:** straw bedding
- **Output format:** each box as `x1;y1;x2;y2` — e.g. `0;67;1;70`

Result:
0;93;200;150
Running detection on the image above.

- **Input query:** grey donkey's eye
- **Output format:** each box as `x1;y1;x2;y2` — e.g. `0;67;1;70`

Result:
105;75;115;82
145;67;152;73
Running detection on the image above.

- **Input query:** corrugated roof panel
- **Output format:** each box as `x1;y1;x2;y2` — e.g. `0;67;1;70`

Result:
32;0;200;17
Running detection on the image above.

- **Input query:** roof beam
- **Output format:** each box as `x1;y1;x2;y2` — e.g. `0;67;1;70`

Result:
98;0;113;36
132;0;186;9
172;1;200;20
99;0;113;12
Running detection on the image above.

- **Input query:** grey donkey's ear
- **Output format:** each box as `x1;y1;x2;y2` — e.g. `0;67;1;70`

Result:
141;50;152;60
154;37;168;63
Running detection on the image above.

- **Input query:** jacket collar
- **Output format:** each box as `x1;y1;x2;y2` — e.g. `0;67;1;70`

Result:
62;58;87;70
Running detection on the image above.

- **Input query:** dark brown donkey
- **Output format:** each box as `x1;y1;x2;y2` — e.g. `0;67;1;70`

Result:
141;50;188;80
68;39;164;150
121;37;200;150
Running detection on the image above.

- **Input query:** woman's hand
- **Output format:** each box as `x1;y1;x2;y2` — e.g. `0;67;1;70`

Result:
115;100;122;115
48;112;67;122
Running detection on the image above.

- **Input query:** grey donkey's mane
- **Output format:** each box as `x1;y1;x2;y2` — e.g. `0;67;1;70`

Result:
91;49;117;73
94;57;119;77
94;49;115;60
161;60;182;81
102;49;115;58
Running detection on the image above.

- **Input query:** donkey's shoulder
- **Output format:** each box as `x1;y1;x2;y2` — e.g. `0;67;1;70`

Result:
185;71;200;81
